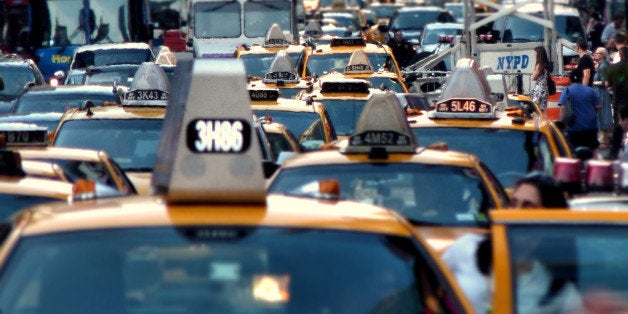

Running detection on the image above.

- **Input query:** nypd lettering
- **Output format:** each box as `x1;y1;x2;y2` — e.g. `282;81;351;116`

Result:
186;119;251;153
496;55;530;70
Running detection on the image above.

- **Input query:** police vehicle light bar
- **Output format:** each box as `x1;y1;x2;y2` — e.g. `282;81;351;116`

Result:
344;49;374;74
343;92;417;155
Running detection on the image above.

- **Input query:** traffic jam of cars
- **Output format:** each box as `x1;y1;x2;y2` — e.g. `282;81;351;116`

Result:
0;0;626;312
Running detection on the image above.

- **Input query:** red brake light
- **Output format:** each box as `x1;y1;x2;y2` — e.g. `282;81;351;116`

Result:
585;160;615;192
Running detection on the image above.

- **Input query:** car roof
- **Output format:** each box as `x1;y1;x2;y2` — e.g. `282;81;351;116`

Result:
16;194;415;237
58;105;165;122
74;42;153;52
424;22;464;30
22;84;120;95
396;5;451;12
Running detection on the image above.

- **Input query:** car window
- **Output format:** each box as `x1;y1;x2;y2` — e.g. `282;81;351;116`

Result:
0;226;467;313
269;163;493;226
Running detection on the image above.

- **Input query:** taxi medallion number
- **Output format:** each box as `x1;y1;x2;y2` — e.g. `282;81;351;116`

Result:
436;99;492;113
125;89;168;101
0;130;47;145
265;71;297;81
350;131;411;146
187;119;252;153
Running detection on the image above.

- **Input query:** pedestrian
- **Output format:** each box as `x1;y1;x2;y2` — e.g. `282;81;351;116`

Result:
387;30;415;68
601;12;625;45
558;69;601;152
607;47;628;159
617;105;628;160
609;30;627;64
592;47;613;148
575;37;596;86
531;46;550;111
587;12;606;51
442;172;574;314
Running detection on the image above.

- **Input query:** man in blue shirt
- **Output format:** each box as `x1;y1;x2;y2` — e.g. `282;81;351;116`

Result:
558;69;601;152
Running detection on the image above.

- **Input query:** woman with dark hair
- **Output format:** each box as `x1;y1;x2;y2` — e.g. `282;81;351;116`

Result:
511;171;568;208
531;46;550;111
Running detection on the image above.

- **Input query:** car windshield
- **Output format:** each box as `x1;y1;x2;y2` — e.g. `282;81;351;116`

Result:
244;0;291;38
365;77;405;92
413;127;550;188
390;11;454;31
194;1;242;38
27;158;118;190
240;53;300;78
269;163;492;227
370;6;400;19
421;26;463;45
53;119;163;171
12;92;120;114
0;67;38;98
306;53;398;76
0;226;443;313
253;110;326;145
83;68;138;86
43;0;132;46
72;49;154;69
501;15;585;43
507;224;628;311
318;98;367;136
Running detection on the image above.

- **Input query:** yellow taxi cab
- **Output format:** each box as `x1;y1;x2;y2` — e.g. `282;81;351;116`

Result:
332;48;408;92
234;24;306;80
248;85;338;150
247;50;314;99
0;58;475;313
255;115;303;158
296;37;402;80
0;125;137;195
51;62;169;195
0;149;101;219
407;58;572;191
296;75;386;138
490;209;628;313
267;92;510;254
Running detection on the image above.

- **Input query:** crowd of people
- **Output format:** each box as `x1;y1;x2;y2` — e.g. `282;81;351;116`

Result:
531;13;627;160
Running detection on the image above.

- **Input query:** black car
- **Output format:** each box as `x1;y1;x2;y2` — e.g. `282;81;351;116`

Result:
0;54;46;114
0;85;124;132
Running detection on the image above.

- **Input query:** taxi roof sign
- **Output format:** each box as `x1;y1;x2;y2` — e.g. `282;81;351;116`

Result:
263;50;299;84
330;37;366;47
321;79;371;94
151;59;265;204
263;23;290;48
304;21;323;37
249;88;280;101
344;92;417;154
431;58;497;119
123;62;170;106
344;49;373;74
0;123;49;146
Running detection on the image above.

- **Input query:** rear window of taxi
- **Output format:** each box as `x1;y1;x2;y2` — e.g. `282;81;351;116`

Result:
305;53;397;77
269;163;494;227
413;127;554;188
0;226;453;313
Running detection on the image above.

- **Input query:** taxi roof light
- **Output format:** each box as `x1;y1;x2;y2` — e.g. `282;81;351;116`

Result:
330;37;365;47
430;58;497;120
249;88;280;102
263;50;299;84
343;92;417;155
263;24;290;48
151;59;266;204
122;62;170;107
304;21;323;37
344;49;374;75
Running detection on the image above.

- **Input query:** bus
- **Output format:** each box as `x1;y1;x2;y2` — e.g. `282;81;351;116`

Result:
185;0;294;58
0;0;153;80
